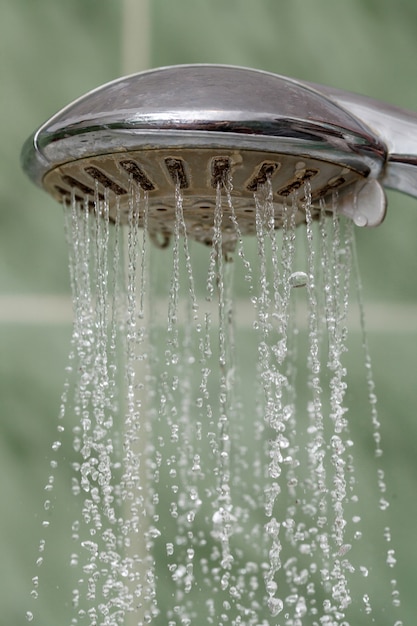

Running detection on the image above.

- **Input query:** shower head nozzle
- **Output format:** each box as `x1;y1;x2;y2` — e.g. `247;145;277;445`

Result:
21;65;417;246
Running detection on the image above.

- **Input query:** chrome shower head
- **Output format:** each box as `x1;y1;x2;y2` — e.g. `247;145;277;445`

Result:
21;64;417;246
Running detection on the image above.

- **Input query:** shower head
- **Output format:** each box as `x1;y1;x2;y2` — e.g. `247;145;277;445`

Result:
21;64;417;247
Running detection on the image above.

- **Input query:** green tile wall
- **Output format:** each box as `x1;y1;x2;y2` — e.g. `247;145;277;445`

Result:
2;1;417;624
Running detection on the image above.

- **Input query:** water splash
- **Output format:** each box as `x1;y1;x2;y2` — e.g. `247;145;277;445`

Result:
27;182;403;626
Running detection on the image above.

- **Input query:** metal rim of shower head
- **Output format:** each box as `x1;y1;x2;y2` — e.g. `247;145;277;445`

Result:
21;64;417;247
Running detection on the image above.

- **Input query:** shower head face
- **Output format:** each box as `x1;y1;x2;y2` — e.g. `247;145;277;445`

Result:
22;65;389;246
42;147;372;247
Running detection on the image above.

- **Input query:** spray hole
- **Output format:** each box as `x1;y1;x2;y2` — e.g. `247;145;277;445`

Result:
61;175;98;198
119;160;155;191
278;168;319;197
164;158;189;189
328;175;346;187
311;177;346;201
246;161;280;191
84;167;127;195
278;181;303;197
298;168;318;180
54;185;95;209
211;157;231;188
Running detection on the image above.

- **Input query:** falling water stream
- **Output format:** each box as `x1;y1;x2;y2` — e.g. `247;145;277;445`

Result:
27;180;403;626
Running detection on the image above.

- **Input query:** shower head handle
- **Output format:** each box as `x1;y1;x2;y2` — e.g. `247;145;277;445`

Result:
310;82;417;198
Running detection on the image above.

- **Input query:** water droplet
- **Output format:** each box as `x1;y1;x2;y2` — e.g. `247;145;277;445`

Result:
173;564;186;580
289;271;308;288
212;509;223;525
354;214;368;227
338;543;351;556
363;593;372;614
379;498;390;511
148;527;161;539
265;580;277;594
387;549;397;567
267;596;284;616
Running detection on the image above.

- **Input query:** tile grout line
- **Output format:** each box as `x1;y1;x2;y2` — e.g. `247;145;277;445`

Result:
0;294;416;331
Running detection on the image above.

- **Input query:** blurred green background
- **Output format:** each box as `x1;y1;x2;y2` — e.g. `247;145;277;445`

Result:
1;0;416;624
